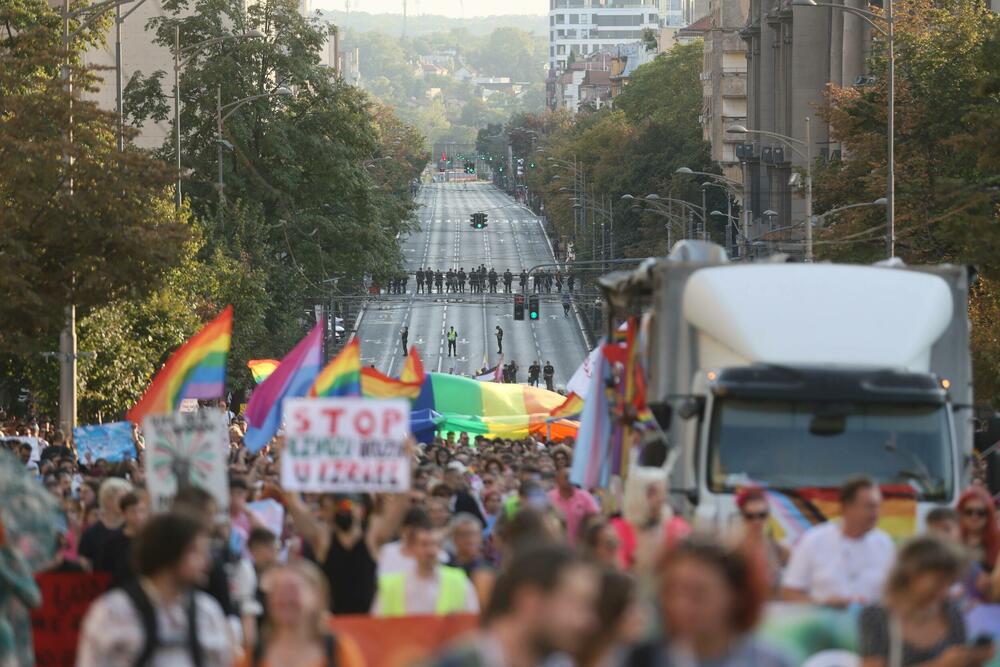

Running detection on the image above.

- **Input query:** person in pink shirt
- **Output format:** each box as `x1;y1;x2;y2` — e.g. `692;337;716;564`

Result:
548;467;599;545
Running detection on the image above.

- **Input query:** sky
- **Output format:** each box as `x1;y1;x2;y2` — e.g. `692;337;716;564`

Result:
313;0;547;16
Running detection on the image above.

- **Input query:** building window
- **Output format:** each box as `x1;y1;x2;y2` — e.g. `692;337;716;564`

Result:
557;44;566;54
570;13;579;23
556;13;565;23
550;45;555;56
550;15;555;25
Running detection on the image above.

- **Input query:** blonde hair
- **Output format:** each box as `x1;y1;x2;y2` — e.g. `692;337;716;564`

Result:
98;477;133;514
262;560;331;640
622;465;667;526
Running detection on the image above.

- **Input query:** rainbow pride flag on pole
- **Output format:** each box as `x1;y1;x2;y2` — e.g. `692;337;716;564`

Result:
310;338;362;397
244;323;324;452
127;306;233;424
248;359;280;384
361;347;425;399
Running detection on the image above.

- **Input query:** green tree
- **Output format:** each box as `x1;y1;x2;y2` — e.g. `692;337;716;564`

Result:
0;0;189;354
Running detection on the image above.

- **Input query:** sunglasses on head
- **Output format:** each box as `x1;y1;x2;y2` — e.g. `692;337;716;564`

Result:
742;511;769;521
963;508;989;518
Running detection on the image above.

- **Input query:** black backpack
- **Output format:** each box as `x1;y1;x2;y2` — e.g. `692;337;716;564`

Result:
251;632;339;667
121;579;203;667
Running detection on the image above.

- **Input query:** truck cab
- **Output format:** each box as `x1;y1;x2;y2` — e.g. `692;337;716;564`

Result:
601;242;973;529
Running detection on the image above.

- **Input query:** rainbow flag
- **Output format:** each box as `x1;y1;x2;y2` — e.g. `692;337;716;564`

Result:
410;372;573;440
764;486;917;546
248;359;280;384
127;306;233;424
361;347;425;399
244;323;324;452
310;338;362;397
550;392;585;419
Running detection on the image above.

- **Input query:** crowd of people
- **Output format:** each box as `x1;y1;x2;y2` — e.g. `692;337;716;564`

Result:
2;410;1000;667
384;268;576;296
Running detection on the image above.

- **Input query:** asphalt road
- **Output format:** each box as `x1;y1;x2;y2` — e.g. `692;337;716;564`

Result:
354;182;590;389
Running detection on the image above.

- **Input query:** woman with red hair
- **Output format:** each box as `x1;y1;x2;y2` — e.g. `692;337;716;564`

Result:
621;537;791;667
957;486;1000;571
735;487;787;595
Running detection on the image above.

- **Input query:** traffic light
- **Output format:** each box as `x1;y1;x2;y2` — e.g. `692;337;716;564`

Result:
464;161;475;174
528;294;540;320
514;294;525;320
470;212;488;229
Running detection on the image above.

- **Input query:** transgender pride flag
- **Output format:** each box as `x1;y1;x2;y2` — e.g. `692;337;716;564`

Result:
570;349;612;489
244;323;324;452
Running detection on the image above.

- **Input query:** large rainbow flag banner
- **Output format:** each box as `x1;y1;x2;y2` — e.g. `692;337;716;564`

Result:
244;323;324;452
127;306;233;424
310;338;362;397
410;372;573;440
248;359;280;384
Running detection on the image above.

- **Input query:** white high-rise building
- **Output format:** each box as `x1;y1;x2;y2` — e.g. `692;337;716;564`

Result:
548;0;659;73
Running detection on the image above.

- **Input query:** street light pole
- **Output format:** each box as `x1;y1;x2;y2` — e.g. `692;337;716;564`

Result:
805;116;813;262
216;84;224;220
174;24;181;210
886;0;895;258
215;86;293;223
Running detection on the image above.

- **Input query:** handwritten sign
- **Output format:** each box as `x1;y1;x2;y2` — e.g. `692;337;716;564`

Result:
73;422;134;464
31;572;110;667
143;410;229;512
281;398;411;493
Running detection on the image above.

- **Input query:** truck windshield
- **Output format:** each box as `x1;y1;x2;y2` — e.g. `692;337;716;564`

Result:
708;399;953;500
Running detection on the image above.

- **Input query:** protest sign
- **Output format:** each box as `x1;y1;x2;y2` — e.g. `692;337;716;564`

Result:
281;397;411;493
31;572;110;667
144;410;229;512
248;498;285;540
73;422;134;464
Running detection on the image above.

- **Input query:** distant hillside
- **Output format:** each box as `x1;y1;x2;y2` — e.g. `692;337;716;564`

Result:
318;10;548;36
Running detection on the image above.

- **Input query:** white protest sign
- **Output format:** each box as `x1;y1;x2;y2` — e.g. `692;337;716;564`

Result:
143;410;229;512
281;397;411;493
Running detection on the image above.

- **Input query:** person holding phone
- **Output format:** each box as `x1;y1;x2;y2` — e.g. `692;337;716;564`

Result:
859;536;995;667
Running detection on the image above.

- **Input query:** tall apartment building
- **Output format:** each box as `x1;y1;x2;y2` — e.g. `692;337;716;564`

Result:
660;0;711;25
738;0;869;250
548;0;660;73
74;0;181;150
700;0;748;185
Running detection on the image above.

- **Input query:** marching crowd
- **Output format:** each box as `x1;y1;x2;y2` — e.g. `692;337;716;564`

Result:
3;410;1000;667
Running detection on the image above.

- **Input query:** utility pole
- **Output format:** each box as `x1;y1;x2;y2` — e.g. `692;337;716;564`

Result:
60;0;76;434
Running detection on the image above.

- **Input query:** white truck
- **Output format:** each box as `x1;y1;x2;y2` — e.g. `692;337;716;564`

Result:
601;241;974;529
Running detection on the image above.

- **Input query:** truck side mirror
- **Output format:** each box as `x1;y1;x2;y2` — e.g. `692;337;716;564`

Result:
676;396;705;421
649;403;672;429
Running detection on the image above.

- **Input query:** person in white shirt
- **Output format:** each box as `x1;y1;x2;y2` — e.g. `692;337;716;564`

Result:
77;512;233;667
377;507;448;575
781;476;895;608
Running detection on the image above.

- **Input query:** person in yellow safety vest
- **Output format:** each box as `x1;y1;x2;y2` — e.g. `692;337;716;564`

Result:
447;326;458;357
372;524;479;617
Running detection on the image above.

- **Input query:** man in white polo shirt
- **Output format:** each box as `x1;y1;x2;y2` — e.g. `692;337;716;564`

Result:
781;476;895;607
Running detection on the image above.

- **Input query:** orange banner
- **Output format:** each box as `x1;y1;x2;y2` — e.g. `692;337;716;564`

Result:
329;614;479;667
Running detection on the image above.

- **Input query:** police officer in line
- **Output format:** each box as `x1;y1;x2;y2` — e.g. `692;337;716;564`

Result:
488;268;498;294
503;269;513;293
458;267;467;293
543;361;555;391
435;269;444;294
519;270;528;293
528;360;541;387
416;268;425;293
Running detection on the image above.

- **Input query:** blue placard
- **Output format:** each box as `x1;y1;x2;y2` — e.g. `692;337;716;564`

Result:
73;421;135;464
